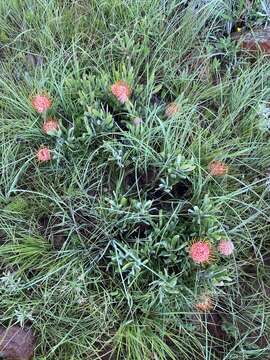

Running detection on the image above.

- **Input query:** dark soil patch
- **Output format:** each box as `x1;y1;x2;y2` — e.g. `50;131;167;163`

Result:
74;210;102;243
171;180;191;199
206;312;228;342
88;340;115;360
124;167;158;192
150;94;164;107
147;180;191;210
0;326;35;360
125;165;191;200
119;222;151;241
38;215;67;250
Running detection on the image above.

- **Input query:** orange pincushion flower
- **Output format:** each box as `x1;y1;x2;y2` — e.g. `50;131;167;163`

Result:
165;102;180;118
189;239;213;264
31;94;52;113
218;239;234;256
208;160;228;176
42;118;59;134
195;294;214;312
37;147;51;162
111;80;131;103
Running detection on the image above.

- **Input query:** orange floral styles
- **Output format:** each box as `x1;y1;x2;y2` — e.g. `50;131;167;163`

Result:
189;239;213;265
195;295;214;312
37;147;51;162
208;160;228;176
165;102;180;117
42;118;59;134
31;94;52;113
111;80;131;103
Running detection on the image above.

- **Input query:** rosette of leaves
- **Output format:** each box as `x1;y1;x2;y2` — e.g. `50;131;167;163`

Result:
158;152;195;193
64;72;110;111
109;241;149;285
188;194;226;240
82;104;116;137
103;191;155;237
145;210;188;266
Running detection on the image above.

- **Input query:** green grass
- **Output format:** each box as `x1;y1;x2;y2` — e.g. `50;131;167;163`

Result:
0;0;270;359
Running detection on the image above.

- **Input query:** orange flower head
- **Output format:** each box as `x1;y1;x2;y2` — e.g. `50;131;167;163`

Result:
31;94;52;113
189;239;213;265
165;102;180;118
42;118;59;134
111;80;131;103
37;147;51;162
218;239;234;256
195;294;214;312
208;160;228;176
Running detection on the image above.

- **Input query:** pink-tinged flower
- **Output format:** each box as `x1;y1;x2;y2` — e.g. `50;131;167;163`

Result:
165;102;180;118
218;239;234;256
195;294;214;312
37;147;51;162
133;117;143;126
42;118;59;134
208;160;228;176
111;80;131;103
189;239;212;264
31;94;52;113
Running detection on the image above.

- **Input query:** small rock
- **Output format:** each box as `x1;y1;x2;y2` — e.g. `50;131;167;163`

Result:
165;102;180;118
232;27;270;53
51;233;67;250
0;326;35;360
25;53;44;67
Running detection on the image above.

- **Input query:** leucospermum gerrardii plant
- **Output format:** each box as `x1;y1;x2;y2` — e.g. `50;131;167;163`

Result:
27;75;236;325
111;80;132;104
208;160;228;176
31;93;56;163
188;197;235;261
188;237;235;264
42;118;59;135
189;238;214;265
31;94;52;113
195;293;214;312
36;147;52;162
